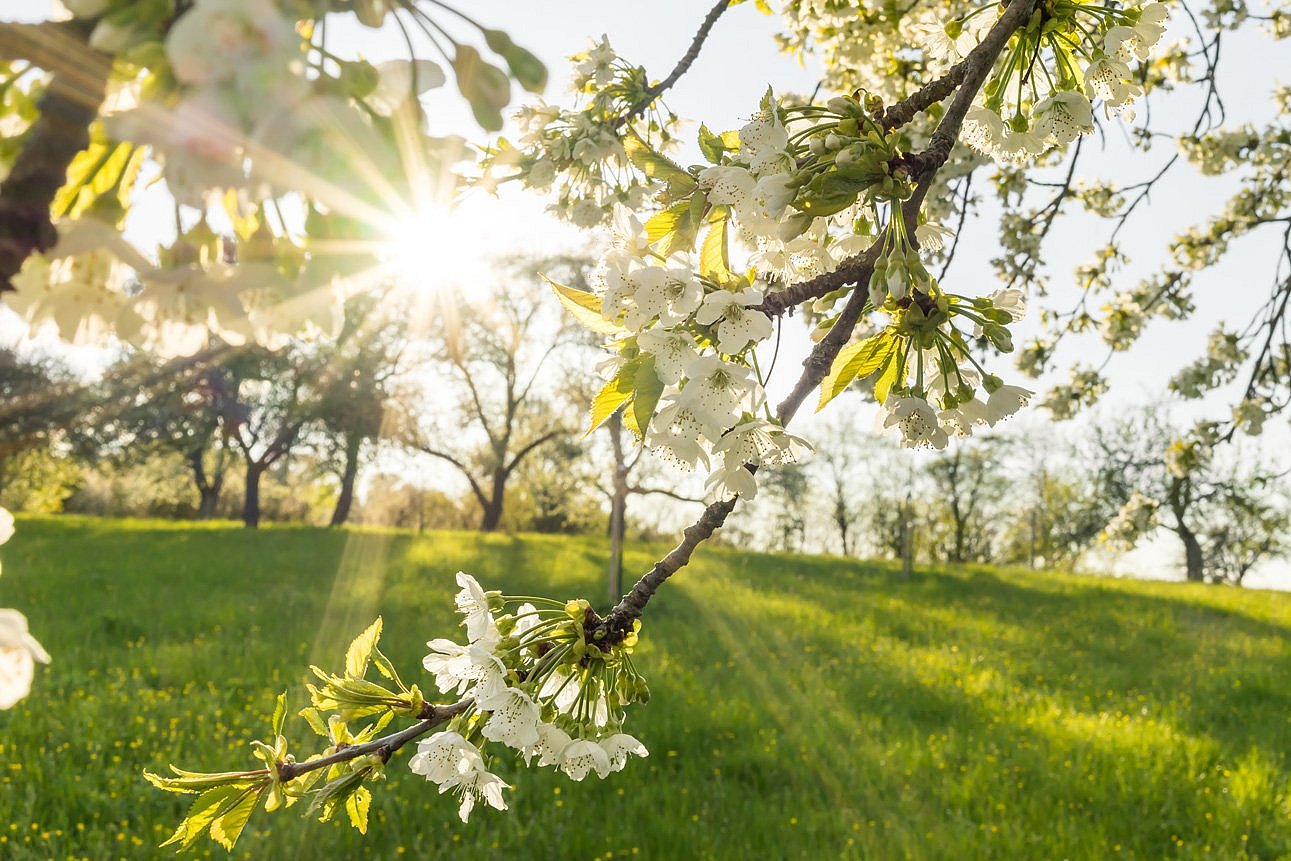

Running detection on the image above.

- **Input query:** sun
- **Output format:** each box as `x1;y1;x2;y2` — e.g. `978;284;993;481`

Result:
382;203;491;300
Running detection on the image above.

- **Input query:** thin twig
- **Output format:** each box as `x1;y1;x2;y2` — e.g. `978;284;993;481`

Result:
610;0;732;131
277;698;472;781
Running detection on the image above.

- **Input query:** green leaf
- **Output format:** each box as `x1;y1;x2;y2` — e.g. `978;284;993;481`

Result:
345;618;383;680
345;786;372;834
623;129;696;198
645;199;703;257
452;45;510;131
873;346;906;405
299;707;329;738
588;358;640;436
629;357;664;439
51;141;108;218
369;645;403;688
209;787;262;851
161;784;256;851
700;208;732;280
698;124;727;164
145;767;262;794
270;691;288;737
307;770;367;821
483;29;547;94
544;274;622;334
818;331;896;411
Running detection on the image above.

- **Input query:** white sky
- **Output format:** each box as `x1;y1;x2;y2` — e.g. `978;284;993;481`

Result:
3;1;1288;586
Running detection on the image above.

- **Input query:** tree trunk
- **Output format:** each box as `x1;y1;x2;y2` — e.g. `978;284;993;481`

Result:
608;471;628;604
329;435;362;527
243;462;265;529
1178;523;1205;582
479;469;507;531
198;487;220;520
189;449;223;520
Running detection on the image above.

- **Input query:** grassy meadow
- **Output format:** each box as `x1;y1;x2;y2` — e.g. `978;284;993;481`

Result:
0;515;1289;859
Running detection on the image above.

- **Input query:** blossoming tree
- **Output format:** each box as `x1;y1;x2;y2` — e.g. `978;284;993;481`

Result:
0;0;1288;848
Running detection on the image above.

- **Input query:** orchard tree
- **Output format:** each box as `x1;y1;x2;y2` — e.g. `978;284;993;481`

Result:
0;0;1288;849
1093;408;1288;582
408;258;587;531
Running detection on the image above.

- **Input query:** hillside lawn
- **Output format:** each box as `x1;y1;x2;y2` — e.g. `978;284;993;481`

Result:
0;516;1289;859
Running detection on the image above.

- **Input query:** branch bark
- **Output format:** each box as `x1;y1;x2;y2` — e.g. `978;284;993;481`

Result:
276;698;472;781
0;20;111;290
611;0;732;131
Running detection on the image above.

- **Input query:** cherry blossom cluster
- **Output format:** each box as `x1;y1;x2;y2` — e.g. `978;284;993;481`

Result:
412;573;650;821
148;572;652;847
959;2;1171;163
482;36;680;226
560;90;1039;481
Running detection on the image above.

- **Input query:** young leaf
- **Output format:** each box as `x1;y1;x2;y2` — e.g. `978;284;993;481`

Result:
307;770;367;820
818;331;896;411
544;274;622;334
161;784;254;851
345;617;383;680
270;691;288;738
873;346;906;404
645;199;703;257
700;208;732;280
369;645;404;689
623;129;697;198
588;358;641;436
630;357;664;439
209;787;263;851
345;785;373;834
697;124;727;164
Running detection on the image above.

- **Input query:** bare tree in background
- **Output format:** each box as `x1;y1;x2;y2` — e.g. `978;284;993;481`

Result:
411;256;589;532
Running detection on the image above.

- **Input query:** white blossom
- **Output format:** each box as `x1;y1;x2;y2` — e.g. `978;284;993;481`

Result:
985;384;1034;425
1032;92;1094;145
879;396;950;449
693;287;773;355
638;329;700;385
454;571;499;645
0;609;50;710
599;733;649;772
914;222;955;252
704;458;758;499
422;641;499;695
478;686;542;751
560;738;612;781
522;721;574;767
165;0;298;88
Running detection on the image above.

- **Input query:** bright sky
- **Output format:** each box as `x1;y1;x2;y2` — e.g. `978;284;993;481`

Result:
3;1;1288;587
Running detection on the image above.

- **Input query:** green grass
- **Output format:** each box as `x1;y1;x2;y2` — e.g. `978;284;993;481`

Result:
1;516;1290;860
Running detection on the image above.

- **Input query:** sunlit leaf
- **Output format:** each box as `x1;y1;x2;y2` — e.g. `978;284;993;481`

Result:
544;274;622;334
818;331;896;411
344;617;383;680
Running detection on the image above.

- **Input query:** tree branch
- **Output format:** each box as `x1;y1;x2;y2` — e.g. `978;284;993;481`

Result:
596;0;1039;641
611;0;732;131
276;698;472;781
0;20;110;290
416;445;490;509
